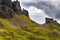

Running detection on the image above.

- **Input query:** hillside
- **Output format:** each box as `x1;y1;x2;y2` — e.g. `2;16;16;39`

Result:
0;0;60;40
0;14;60;40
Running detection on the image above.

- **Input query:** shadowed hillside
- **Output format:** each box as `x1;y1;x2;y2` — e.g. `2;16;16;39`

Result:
0;0;60;40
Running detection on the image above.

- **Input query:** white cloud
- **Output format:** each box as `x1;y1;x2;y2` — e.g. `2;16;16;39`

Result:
20;0;35;3
27;6;50;24
12;0;60;24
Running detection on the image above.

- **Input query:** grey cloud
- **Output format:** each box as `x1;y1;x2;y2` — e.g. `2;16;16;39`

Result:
22;0;60;19
22;2;35;7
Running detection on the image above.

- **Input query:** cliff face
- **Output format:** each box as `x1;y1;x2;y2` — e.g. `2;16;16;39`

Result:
0;0;13;18
0;0;29;18
12;0;21;13
45;18;58;24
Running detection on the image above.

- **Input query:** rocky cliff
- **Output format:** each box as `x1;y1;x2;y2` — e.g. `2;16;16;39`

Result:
0;0;29;18
45;18;58;24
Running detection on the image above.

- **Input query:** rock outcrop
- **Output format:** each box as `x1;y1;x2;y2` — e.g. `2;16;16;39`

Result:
0;0;29;18
12;0;22;14
22;9;29;17
45;18;58;24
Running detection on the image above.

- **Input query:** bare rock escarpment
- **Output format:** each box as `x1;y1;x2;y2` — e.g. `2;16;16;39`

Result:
0;0;29;18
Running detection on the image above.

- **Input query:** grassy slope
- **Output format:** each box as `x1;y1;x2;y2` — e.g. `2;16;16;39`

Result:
0;14;60;40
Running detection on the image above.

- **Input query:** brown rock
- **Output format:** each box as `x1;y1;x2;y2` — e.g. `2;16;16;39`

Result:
45;18;57;24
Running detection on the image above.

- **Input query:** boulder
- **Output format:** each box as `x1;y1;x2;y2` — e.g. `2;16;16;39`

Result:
45;18;57;24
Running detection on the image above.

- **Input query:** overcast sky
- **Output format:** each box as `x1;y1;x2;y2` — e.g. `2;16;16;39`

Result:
12;0;60;24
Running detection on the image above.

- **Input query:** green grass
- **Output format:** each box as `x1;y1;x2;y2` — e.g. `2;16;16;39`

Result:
0;14;60;40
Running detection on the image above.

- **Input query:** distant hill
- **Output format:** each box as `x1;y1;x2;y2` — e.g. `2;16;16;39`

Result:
0;0;60;40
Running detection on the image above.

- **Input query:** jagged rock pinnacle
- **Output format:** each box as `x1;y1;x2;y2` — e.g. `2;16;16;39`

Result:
0;0;29;18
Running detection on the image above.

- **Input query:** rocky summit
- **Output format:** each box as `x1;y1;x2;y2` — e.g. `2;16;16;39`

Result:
0;0;29;18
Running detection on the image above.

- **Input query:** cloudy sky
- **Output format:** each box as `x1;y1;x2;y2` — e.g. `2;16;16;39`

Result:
12;0;60;24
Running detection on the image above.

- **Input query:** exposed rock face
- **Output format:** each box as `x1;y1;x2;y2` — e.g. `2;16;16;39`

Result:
45;18;58;24
0;0;29;18
0;0;14;18
23;9;29;17
12;0;22;14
